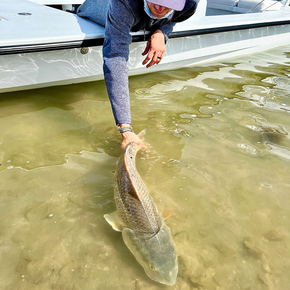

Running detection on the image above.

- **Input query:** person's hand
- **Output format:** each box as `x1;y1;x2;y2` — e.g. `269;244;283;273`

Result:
142;29;165;68
121;131;147;150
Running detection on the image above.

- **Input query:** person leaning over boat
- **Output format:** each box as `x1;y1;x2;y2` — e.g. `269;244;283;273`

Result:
77;0;199;148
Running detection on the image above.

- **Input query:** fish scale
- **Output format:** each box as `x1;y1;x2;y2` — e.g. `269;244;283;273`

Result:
115;142;162;234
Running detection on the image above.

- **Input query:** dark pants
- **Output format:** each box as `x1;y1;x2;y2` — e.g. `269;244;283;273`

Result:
77;0;110;26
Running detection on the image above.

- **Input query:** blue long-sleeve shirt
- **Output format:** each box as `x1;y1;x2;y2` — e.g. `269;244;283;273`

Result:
103;0;198;125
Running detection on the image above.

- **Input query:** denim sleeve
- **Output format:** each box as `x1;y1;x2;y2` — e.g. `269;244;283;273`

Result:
103;0;135;125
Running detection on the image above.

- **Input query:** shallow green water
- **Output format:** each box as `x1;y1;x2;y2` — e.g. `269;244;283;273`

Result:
1;46;290;290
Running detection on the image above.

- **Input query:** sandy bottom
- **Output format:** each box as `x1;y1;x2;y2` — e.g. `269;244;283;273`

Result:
0;45;290;289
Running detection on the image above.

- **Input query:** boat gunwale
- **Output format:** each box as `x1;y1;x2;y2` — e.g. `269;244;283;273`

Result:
1;19;290;56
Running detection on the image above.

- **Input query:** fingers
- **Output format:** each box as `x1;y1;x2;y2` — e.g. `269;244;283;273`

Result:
142;31;165;68
121;131;148;150
142;51;164;67
146;51;164;68
142;40;150;56
142;52;153;66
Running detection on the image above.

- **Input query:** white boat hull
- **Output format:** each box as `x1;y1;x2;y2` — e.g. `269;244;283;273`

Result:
1;0;290;93
1;23;290;93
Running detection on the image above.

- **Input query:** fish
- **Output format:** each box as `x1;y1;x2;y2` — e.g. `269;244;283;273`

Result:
104;142;178;285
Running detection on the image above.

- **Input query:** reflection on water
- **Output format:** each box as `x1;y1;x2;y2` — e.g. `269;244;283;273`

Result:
1;45;290;290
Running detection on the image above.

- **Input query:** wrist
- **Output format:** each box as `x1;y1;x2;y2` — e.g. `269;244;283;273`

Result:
117;123;133;134
153;29;163;35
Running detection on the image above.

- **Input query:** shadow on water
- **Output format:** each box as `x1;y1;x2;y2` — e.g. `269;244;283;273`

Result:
0;80;107;113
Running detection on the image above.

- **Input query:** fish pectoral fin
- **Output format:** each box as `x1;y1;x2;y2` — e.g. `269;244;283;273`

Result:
104;212;125;232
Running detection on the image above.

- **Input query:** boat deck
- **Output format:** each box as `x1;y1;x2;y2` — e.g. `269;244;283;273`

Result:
1;0;290;54
0;0;104;53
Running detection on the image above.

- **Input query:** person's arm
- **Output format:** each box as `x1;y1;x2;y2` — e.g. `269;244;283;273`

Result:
103;1;134;126
103;1;146;149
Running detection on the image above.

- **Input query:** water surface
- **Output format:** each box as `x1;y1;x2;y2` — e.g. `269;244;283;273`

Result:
1;45;290;290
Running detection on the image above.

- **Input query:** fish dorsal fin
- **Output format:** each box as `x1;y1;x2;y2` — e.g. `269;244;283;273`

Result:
123;143;160;232
123;143;144;203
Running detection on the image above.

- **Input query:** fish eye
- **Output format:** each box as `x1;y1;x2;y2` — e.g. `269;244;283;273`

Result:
149;264;156;271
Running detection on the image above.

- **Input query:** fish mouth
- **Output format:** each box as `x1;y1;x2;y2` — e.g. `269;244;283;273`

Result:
151;273;177;286
146;265;178;286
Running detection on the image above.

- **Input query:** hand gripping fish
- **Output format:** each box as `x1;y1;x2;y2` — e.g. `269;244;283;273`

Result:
104;142;178;285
